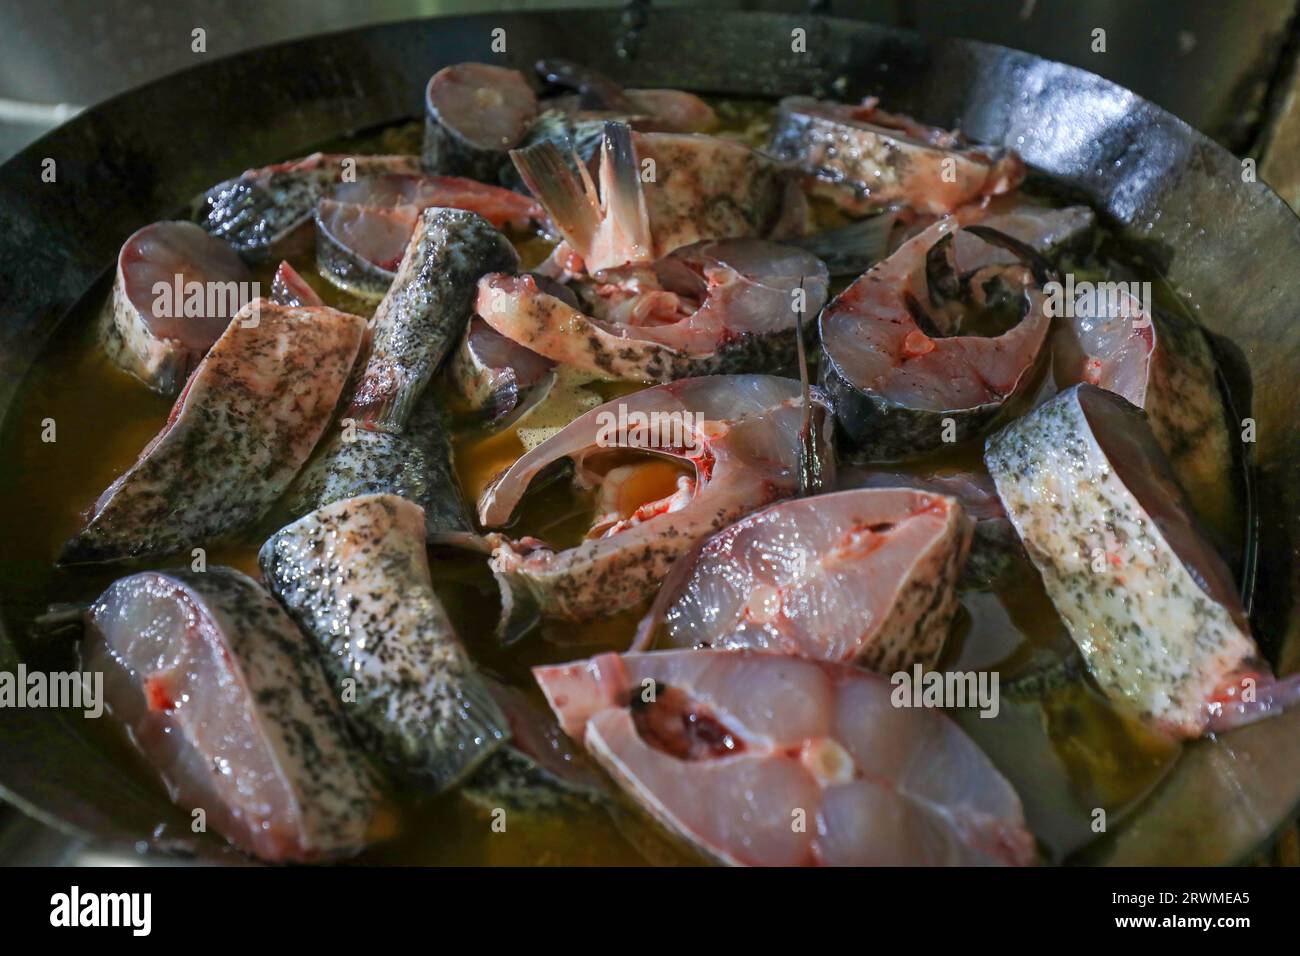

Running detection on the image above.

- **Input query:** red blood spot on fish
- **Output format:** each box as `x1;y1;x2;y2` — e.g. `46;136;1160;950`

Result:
145;674;175;712
630;685;745;760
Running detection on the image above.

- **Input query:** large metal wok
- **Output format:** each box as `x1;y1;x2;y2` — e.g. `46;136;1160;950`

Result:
0;8;1297;865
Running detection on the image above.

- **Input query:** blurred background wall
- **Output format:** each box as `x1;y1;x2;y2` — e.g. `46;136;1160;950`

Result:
0;1;1297;195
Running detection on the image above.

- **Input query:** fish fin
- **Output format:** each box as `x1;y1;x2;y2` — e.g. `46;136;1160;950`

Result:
510;140;599;254
599;121;651;251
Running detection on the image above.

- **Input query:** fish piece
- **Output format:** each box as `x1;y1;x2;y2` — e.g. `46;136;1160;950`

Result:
477;239;828;383
767;96;1024;216
60;300;366;564
423;63;538;180
819;216;1051;460
1050;282;1236;534
479;375;835;620
985;384;1298;737
84;567;380;862
789;212;897;277
260;493;509;788
838;466;1023;589
450;315;557;421
283;389;474;546
345;206;519;430
463;678;609;812
195;152;421;260
100;221;251;393
315;175;544;299
511;121;808;273
635;488;972;671
534;650;1035;866
535;58;716;133
270;259;323;307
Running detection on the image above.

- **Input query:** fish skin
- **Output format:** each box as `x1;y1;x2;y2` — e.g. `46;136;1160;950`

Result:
259;493;509;789
534;650;1036;866
479;375;836;621
346;206;519;431
450;314;556;420
196;152;422;260
84;567;380;863
985;384;1257;738
767;96;1024;216
60;300;366;565
100;220;251;393
462;678;610;812
283;389;474;545
635;488;972;671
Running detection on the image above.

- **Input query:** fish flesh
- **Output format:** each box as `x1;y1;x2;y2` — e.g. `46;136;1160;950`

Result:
450;314;557;421
463;678;609;812
985;384;1298;737
478;375;835;620
345;206;519;431
819;216;1051;460
315;175;543;298
60;300;366;564
260;493;509;788
195;152;421;260
100;220;251;393
84;567;380;862
634;488;972;671
533;650;1036;865
511;121;808;274
767;96;1024;216
269;259;323;307
423;63;538;180
476;239;828;383
838;467;1023;589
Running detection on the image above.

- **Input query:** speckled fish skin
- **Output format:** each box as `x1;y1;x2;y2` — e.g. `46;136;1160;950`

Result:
479;375;835;620
767;96;1024;216
283;389;475;545
259;493;508;788
838;466;1023;590
463;678;609;812
196;152;422;260
819;215;1050;461
533;650;1036;866
634;488;972;671
60;300;366;565
984;384;1259;738
100;221;252;393
476;240;829;384
84;567;380;863
345;206;519;431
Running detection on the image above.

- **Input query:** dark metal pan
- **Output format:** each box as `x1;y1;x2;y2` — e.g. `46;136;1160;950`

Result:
1;8;1297;865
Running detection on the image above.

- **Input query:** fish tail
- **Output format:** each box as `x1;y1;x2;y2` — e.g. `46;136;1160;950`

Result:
510;139;600;255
